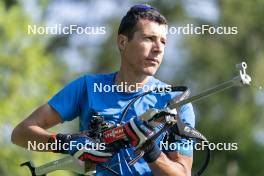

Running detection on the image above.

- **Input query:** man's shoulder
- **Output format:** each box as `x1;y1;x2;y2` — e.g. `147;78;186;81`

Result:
81;72;116;83
150;77;188;100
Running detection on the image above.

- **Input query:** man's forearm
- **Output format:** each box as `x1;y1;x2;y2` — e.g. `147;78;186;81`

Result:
11;104;62;151
148;152;190;176
11;124;52;151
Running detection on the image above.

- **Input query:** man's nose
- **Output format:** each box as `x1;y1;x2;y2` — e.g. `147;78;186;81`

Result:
152;40;164;53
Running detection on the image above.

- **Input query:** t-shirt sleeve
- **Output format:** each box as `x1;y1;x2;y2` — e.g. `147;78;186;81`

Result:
161;103;195;157
48;76;87;122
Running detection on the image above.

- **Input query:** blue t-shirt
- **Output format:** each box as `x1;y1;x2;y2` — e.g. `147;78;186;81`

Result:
48;72;195;176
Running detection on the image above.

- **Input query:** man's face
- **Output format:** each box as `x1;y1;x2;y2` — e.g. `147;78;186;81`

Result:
120;19;167;76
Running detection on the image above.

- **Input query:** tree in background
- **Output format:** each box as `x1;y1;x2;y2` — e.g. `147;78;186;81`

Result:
165;0;264;175
0;1;72;175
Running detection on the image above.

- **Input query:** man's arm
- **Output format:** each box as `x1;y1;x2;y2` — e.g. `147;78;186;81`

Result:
11;103;62;150
11;103;113;171
149;152;192;176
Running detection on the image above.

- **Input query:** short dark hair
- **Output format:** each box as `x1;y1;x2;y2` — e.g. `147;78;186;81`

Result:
118;4;167;41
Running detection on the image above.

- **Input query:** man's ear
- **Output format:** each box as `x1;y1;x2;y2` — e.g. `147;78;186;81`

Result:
117;34;128;51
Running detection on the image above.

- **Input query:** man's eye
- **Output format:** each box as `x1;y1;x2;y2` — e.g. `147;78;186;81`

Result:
145;37;152;40
161;41;166;45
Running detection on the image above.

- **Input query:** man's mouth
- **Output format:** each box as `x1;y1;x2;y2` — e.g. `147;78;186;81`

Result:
145;57;160;64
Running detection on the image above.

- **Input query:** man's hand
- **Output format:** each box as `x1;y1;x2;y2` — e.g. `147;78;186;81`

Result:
49;133;114;163
123;116;161;163
124;116;155;148
123;116;192;175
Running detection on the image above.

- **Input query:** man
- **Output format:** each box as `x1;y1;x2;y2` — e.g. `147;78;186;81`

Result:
12;4;195;176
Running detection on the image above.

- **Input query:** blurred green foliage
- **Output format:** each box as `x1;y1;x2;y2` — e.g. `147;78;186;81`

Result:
181;1;264;175
0;0;263;176
0;1;72;176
